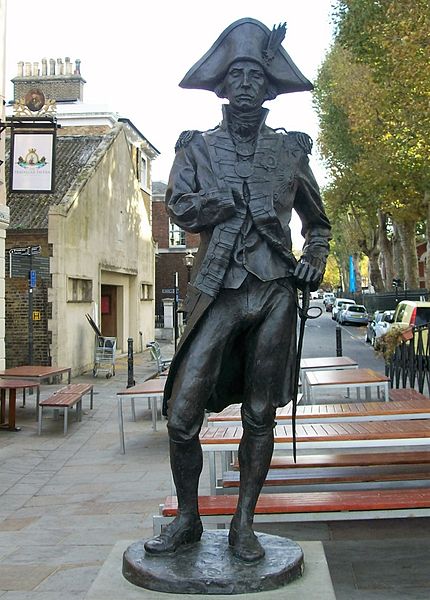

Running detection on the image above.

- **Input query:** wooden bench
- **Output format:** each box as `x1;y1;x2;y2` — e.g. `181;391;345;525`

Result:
38;383;94;435
221;463;430;493
153;488;430;534
201;420;430;493
389;388;429;402
231;450;430;471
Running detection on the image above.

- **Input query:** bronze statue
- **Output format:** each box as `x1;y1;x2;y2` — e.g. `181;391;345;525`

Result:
145;18;331;563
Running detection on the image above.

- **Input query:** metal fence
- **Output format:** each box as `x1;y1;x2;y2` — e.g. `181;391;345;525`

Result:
385;324;430;395
155;314;164;328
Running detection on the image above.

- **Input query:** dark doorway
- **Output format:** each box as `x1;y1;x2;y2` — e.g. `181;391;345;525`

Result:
101;285;117;337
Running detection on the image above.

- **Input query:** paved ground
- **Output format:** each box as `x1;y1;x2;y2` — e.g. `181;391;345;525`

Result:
1;339;430;599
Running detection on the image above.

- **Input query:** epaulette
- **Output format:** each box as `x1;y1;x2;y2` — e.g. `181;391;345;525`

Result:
174;130;201;153
288;131;313;155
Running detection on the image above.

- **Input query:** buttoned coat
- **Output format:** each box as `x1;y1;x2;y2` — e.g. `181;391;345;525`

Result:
162;108;331;415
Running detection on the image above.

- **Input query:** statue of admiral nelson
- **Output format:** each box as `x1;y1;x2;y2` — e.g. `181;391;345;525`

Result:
144;17;331;563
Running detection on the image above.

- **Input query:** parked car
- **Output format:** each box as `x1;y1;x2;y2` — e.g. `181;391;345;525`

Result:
390;301;430;354
365;310;384;344
338;304;369;326
370;310;395;346
392;300;430;328
323;292;335;306
332;298;356;321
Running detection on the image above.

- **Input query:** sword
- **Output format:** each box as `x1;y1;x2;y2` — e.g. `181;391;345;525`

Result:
291;283;318;463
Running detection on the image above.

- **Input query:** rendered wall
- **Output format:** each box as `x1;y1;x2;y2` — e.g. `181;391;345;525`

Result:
48;127;154;374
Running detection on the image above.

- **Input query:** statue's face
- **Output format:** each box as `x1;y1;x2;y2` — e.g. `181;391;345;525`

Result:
224;60;268;112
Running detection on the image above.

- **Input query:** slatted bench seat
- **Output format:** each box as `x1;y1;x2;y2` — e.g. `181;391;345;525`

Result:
202;420;430;493
208;395;430;427
221;463;430;493
389;388;429;402
231;450;430;471
38;383;94;435
153;488;430;534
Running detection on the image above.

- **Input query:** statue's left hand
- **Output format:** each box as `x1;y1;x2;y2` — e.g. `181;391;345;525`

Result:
293;259;323;292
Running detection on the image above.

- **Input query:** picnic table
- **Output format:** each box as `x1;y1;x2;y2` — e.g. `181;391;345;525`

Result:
207;394;430;427
304;368;390;403
0;379;41;431
0;365;72;411
200;420;430;493
117;378;167;452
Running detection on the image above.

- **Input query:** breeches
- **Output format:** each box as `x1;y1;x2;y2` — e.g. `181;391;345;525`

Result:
167;275;297;443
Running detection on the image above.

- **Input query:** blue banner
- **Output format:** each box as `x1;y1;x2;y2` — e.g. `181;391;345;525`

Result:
349;256;356;293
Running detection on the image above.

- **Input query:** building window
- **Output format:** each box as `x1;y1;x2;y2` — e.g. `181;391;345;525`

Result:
140;155;147;189
169;220;185;247
141;283;153;301
67;278;92;302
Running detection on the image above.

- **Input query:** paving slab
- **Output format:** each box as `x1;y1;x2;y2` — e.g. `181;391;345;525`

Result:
85;540;335;600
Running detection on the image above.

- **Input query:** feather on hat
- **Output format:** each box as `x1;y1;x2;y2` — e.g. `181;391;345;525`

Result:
179;18;313;95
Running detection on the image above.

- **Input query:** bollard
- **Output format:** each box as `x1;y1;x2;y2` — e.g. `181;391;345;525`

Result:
127;337;135;388
336;324;343;357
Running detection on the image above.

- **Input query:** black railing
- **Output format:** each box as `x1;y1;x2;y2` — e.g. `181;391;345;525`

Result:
385;324;430;394
155;314;164;328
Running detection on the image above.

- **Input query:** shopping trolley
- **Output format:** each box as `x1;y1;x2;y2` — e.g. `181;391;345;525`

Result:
93;335;116;378
85;314;117;378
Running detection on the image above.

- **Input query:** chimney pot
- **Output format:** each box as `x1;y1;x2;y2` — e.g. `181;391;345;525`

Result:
74;59;81;75
49;58;55;75
41;58;47;76
25;62;31;77
33;62;39;77
57;58;64;75
17;61;24;77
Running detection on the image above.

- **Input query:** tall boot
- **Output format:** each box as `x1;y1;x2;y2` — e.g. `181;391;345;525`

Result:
144;437;203;554
229;427;274;562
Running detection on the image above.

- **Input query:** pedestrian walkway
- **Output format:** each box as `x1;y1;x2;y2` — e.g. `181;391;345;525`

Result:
0;340;429;599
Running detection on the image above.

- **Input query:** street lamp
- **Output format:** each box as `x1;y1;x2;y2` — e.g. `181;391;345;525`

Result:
183;251;195;283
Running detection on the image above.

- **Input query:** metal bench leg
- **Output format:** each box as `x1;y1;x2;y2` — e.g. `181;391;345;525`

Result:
118;397;125;454
152;396;157;431
77;400;82;422
64;407;68;435
35;387;40;420
208;451;217;495
131;398;136;422
90;389;94;410
38;405;43;435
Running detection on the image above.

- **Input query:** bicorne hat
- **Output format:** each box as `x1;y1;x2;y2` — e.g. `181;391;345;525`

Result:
179;18;313;95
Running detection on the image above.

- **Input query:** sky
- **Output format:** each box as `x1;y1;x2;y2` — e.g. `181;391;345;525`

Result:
5;0;335;246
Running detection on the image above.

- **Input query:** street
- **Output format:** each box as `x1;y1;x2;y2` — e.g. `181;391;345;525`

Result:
302;300;386;372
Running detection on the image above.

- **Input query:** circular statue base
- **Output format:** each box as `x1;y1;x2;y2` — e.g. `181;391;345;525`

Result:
123;530;304;595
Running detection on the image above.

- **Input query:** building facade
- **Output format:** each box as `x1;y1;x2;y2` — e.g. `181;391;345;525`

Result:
6;58;158;373
152;181;199;321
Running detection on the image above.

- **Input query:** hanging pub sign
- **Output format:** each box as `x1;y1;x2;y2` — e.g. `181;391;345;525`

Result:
10;124;56;193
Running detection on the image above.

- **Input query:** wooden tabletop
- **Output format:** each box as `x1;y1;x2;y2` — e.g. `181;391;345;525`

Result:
305;368;389;386
0;379;40;389
117;378;166;396
300;356;358;370
200;419;430;445
0;366;70;378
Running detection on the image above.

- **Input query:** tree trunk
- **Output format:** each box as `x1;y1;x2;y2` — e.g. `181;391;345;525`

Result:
425;191;430;288
392;221;405;282
397;219;419;289
368;247;385;291
378;210;393;289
